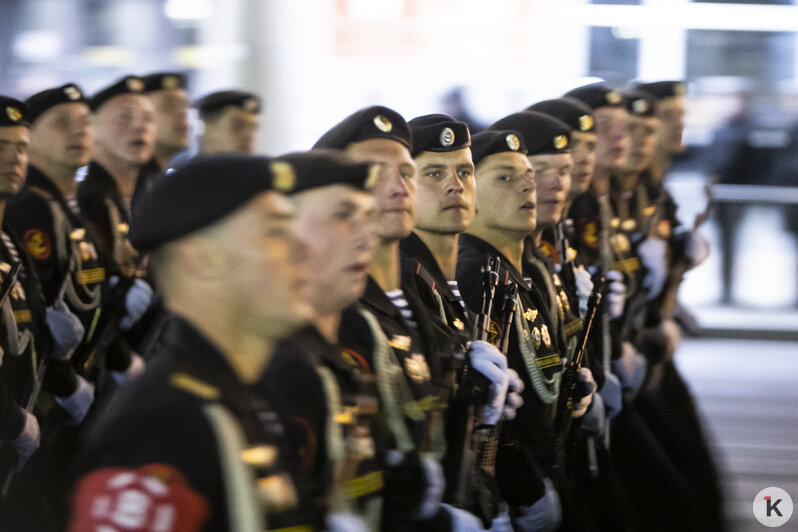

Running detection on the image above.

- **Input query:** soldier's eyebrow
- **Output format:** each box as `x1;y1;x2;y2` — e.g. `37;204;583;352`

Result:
420;163;446;171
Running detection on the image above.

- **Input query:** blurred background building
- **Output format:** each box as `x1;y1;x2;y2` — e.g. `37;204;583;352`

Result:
3;1;798;529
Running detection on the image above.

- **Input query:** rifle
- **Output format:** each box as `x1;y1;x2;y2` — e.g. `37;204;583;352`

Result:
449;257;501;527
553;221;581;318
553;276;604;453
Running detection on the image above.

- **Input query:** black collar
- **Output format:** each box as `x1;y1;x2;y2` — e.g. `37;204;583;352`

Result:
458;233;532;291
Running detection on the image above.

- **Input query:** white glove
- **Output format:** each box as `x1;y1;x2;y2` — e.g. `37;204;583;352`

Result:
578;391;606;435
503;369;524;421
46;299;85;361
611;342;647;397
55;374;94;424
599;371;623;418
605;270;626;320
489;503;513;532
441;503;485;531
571;367;596;418
326;513;369;532
111;277;154;330
111;352;145;385
11;411;40;465
685;231;710;267
469;341;509;426
415;455;445;520
574;265;593;317
637;237;668;299
513;478;562;532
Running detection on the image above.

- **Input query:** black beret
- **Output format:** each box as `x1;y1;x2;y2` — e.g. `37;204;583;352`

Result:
195;90;261;116
489;111;571;156
90;75;146;111
564;83;623;110
632;80;687;100
130;154;287;252
526;98;595;133
313;105;411;151
142;72;188;93
622;89;656;117
0;96;29;128
274;149;379;194
470;130;527;166
407;114;470;157
26;84;87;124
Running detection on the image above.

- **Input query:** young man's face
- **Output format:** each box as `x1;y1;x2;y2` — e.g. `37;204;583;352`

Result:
569;131;596;197
529;152;573;230
30;102;93;170
594;107;629;171
203;107;259;155
291;185;377;314
92;94;156;165
656;96;686;155
474;151;536;236
624;115;660;172
149;88;191;153
414;147;475;235
345;138;417;243
0;126;30;196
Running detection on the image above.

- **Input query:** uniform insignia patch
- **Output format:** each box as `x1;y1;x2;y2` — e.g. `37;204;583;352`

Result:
539;240;557;261
533;327;542;348
440;127;455;147
241;445;278;468
582;220;599;249
524;308;538;322
541;324;552;347
388;334;411;351
506;133;521;151
621;218;637;233
373;115;393;133
610;233;631;253
23;229;52;260
404;353;431;383
452;318;464;331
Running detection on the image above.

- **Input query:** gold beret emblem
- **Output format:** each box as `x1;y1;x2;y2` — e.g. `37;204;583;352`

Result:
244;97;260;113
364;164;381;190
63;85;82;100
579;114;593;131
270;161;296;192
606;91;622;105
373;115;392;133
553;135;568;150
440;127;455;147
5;106;22;122
162;76;180;90
505;133;521;151
126;77;144;92
673;83;687;96
632;98;649;115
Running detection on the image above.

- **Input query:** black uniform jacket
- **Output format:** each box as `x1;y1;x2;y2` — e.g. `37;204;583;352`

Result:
73;314;297;531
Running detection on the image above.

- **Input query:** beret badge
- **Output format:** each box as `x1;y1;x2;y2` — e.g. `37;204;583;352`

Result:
439;127;455;147
579;114;593;131
505;134;521;151
373;115;393;133
270;161;296;192
553;135;568;150
5;106;22;122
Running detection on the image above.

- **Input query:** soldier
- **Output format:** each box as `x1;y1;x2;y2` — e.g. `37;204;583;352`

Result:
141;72;190;171
0;96;89;531
261;150;380;531
315;106;508;530
68;154;315;531
79;76;155;380
195;90;261;155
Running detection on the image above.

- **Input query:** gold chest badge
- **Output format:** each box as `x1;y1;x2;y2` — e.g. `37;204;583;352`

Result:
404;353;431;383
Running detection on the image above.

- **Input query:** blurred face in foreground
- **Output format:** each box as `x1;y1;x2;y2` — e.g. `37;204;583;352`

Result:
569;131;596;197
0;125;30;196
291;184;377;315
594;106;629;171
92;94;156;166
529;152;573;229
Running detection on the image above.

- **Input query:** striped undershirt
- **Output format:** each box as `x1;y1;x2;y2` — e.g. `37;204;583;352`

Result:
385;289;417;329
447;280;467;311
